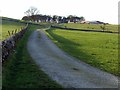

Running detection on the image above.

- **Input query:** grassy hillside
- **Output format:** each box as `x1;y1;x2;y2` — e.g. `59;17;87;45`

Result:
62;23;118;32
2;18;62;88
1;17;26;40
46;29;119;76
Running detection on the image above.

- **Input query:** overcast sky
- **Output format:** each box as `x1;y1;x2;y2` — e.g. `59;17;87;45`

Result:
0;0;119;24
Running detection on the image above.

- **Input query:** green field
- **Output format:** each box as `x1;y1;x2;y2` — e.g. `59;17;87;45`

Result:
2;18;62;88
46;29;119;76
2;17;119;88
61;23;118;32
1;19;26;40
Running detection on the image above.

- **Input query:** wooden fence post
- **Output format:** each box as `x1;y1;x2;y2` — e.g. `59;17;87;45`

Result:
8;31;11;36
12;30;14;35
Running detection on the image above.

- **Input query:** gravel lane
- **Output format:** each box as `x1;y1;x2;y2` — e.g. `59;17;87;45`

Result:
27;29;118;88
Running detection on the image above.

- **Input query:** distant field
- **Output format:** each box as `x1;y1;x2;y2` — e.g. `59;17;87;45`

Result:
1;19;26;40
46;29;119;76
61;23;118;32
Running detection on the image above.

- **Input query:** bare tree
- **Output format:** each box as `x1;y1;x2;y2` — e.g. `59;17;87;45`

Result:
24;7;39;22
24;7;39;16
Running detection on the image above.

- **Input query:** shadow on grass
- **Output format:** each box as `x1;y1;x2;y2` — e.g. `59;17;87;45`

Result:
47;29;119;76
47;29;104;70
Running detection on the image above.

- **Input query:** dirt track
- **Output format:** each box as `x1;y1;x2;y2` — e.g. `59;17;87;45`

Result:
27;29;118;88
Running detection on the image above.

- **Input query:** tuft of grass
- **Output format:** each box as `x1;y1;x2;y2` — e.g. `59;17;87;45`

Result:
46;29;119;76
2;24;62;88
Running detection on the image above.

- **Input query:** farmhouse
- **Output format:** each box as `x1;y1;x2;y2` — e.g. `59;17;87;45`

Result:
80;21;89;24
88;21;107;24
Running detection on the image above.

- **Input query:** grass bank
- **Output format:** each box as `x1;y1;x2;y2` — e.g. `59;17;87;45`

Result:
2;24;62;89
46;28;119;76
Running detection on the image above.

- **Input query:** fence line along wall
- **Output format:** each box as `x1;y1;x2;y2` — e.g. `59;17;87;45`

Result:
51;25;119;34
1;24;28;62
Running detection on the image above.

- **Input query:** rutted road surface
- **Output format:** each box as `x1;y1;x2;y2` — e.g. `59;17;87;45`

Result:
27;29;118;88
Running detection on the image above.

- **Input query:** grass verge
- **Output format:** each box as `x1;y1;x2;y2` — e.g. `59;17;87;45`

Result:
2;24;62;89
46;28;119;76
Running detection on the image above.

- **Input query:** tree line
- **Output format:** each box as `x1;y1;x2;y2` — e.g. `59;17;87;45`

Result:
22;7;85;23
